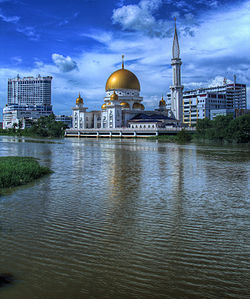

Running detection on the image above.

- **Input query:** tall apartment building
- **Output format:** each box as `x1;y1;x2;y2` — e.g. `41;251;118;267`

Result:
8;74;52;108
167;81;247;126
3;75;53;129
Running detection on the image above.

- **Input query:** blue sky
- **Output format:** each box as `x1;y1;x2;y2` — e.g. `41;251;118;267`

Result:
0;0;249;118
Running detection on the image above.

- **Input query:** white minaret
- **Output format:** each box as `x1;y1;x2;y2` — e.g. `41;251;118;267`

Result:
170;18;184;123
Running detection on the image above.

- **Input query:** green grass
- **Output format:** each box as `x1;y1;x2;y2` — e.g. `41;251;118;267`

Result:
0;156;52;191
148;130;193;143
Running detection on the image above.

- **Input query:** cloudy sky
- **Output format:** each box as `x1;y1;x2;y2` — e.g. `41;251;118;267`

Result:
0;0;249;118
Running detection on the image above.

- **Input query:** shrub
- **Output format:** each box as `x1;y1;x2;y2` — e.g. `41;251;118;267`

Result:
0;157;52;190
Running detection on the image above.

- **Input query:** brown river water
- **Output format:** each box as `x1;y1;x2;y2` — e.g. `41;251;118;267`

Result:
0;136;249;299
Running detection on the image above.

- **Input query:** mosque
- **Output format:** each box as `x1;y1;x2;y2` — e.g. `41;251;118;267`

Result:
70;21;182;133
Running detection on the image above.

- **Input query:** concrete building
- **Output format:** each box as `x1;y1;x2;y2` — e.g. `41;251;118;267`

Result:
8;75;52;107
55;115;72;128
3;104;53;129
167;81;247;126
3;75;53;129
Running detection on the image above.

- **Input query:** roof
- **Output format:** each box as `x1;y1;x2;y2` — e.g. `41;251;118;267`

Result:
130;113;172;121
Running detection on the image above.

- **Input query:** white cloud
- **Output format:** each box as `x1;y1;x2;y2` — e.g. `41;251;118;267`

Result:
1;1;250;120
81;30;113;44
11;56;23;64
112;0;172;38
52;54;78;72
16;26;39;40
58;12;79;26
0;9;39;40
0;10;19;23
208;76;233;87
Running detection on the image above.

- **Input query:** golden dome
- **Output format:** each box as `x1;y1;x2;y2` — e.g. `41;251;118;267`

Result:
105;68;140;91
107;102;112;106
159;96;166;106
133;102;141;109
140;103;145;110
101;103;107;109
110;91;118;101
120;102;130;108
76;93;83;104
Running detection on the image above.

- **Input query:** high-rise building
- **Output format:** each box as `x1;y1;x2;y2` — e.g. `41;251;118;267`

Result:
8;75;52;107
3;75;53;129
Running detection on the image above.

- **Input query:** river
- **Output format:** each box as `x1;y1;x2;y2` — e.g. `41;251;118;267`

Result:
0;136;249;299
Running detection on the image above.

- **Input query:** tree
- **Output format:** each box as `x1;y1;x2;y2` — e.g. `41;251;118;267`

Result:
195;114;250;143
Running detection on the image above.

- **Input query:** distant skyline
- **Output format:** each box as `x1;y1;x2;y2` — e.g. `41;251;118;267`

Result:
0;0;249;119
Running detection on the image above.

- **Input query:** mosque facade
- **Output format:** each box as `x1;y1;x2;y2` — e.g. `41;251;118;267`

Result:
71;23;182;131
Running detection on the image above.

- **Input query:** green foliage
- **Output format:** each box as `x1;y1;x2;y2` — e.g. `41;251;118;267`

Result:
0;114;67;138
149;135;177;142
228;114;250;143
149;130;193;143
0;156;52;190
176;129;192;142
196;118;212;137
195;114;250;143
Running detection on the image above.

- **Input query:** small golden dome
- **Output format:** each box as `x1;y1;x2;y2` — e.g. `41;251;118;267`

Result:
106;68;140;91
107;102;112;106
110;91;118;101
140;103;145;110
101;103;107;109
76;92;83;104
159;96;166;106
120;102;130;108
133;102;141;109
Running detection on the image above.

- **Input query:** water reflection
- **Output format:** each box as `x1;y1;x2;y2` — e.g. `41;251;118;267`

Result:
0;136;249;299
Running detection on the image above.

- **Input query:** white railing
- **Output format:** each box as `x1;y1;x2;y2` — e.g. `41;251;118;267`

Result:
66;127;195;132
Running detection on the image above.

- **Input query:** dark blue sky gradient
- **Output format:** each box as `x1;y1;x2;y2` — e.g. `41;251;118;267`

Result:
0;0;249;116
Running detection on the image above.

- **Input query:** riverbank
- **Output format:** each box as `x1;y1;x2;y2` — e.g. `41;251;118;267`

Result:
0;156;52;192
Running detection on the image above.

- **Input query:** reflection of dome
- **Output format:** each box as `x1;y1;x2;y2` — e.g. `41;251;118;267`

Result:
110;91;118;101
101;103;107;109
140;103;145;110
76;93;83;104
133;102;141;109
105;68;140;91
159;96;166;106
120;102;129;108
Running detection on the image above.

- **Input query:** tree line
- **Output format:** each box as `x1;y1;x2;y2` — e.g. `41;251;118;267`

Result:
195;114;250;143
0;114;67;138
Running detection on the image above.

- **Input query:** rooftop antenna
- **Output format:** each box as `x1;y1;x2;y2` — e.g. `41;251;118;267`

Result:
122;54;125;69
233;74;236;84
